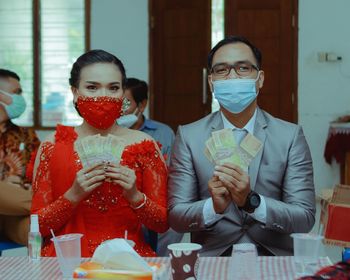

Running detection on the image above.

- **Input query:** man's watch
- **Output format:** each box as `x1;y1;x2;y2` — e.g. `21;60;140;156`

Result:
239;191;261;213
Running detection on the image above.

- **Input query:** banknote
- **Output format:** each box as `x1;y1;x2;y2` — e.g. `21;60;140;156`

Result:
204;129;262;170
240;133;263;158
75;134;125;167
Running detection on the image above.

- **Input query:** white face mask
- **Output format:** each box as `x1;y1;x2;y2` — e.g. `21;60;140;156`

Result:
116;108;140;128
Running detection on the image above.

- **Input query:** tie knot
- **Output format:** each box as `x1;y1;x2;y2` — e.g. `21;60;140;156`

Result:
233;128;247;144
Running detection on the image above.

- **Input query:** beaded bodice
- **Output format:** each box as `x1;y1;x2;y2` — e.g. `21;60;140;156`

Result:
31;125;168;257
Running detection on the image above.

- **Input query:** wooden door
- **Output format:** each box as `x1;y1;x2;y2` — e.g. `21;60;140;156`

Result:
225;0;298;122
149;0;212;131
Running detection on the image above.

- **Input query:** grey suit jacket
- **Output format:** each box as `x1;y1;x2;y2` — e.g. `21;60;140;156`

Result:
168;108;315;256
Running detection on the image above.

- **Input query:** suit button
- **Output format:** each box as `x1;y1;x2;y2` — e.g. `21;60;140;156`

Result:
242;225;249;231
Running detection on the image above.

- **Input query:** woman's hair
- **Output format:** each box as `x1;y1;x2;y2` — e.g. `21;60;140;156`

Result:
69;49;127;88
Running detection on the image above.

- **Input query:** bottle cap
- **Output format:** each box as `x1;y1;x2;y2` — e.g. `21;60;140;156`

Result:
30;214;39;232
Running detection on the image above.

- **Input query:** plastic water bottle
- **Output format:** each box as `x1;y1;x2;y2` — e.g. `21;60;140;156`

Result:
28;214;42;261
342;247;350;262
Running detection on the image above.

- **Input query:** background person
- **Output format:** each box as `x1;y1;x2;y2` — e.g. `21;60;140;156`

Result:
0;69;40;245
118;77;175;164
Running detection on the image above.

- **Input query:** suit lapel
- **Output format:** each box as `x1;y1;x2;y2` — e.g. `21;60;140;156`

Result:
249;108;267;191
210;111;224;131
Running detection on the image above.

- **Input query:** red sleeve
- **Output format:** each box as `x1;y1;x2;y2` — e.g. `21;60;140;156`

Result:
31;142;75;237
132;141;169;233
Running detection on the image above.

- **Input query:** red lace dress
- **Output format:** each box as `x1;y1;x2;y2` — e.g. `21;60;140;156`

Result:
31;125;168;257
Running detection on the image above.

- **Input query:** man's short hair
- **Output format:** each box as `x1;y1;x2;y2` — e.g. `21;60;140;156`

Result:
207;35;262;70
125;78;148;105
0;69;20;81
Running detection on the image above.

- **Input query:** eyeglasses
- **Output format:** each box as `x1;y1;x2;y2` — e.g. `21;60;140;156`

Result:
211;62;259;78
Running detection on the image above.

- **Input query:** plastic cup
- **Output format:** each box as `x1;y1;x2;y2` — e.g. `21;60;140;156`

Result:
291;233;323;276
51;233;83;278
229;243;258;280
167;243;202;280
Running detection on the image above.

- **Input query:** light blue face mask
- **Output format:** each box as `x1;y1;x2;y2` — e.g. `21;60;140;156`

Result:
116;107;140;128
213;74;260;114
0;89;27;119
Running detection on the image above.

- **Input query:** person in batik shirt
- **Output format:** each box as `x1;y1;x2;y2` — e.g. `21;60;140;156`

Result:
0;69;40;245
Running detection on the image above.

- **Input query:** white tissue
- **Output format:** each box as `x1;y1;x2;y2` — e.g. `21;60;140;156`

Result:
92;238;152;272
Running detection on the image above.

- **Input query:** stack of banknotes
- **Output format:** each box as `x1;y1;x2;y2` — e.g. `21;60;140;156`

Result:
75;134;125;167
204;128;262;171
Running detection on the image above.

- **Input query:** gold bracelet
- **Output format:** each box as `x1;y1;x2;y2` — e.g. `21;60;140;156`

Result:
130;193;147;209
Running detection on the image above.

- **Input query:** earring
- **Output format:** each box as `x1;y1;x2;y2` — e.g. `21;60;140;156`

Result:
121;98;131;116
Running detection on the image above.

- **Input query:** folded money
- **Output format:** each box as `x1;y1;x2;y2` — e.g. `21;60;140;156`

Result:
75;134;125;167
204;128;262;171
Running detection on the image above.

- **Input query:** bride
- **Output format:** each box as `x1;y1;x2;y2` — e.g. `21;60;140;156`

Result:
31;49;168;257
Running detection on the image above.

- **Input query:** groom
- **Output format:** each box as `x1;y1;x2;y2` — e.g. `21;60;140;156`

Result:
167;36;315;256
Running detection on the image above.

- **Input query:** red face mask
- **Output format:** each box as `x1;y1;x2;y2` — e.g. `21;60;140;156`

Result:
76;96;123;129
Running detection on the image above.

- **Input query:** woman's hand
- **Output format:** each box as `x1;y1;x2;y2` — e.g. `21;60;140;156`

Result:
64;162;106;205
105;163;144;205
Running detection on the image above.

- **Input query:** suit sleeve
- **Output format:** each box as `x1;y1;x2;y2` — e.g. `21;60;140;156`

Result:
264;126;316;233
168;125;208;232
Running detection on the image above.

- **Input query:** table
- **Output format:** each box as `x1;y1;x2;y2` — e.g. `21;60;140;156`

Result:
324;122;350;184
0;256;332;280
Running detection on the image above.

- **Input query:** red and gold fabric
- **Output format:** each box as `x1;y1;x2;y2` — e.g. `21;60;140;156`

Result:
31;125;169;257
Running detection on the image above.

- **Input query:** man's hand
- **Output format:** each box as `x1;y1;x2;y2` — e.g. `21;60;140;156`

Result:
214;163;251;207
4;175;22;188
208;176;231;214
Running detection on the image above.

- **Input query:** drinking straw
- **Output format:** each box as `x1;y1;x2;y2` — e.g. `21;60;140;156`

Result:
124;230;128;240
318;224;324;236
50;229;67;268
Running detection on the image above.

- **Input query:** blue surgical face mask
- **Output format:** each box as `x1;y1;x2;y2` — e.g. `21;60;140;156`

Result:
212;73;260;114
0;89;27;119
116;107;140;128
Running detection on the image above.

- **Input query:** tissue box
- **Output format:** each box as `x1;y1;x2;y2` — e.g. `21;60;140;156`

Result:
73;261;167;280
320;185;350;247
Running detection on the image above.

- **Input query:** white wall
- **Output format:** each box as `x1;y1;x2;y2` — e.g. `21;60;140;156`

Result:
90;0;149;116
298;0;350;194
91;0;148;81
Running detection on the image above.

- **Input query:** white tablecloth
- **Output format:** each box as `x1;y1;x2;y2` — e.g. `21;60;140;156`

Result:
0;256;332;280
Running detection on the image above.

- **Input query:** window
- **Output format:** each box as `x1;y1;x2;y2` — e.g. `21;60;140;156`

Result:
0;0;89;127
